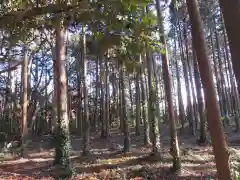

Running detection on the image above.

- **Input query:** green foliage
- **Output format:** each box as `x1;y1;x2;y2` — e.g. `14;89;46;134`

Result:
231;160;240;180
54;124;74;177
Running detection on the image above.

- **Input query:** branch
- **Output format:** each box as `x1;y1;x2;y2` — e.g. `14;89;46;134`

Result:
0;61;22;74
0;3;84;27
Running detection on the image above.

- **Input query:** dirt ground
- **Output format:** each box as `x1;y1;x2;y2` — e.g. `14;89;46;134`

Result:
0;125;239;180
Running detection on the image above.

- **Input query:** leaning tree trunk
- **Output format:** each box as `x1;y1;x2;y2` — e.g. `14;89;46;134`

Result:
53;20;73;177
177;27;195;134
186;0;231;179
155;1;181;171
183;22;199;130
174;35;185;129
218;0;240;96
192;47;207;144
210;29;224;118
213;18;229;122
222;23;240;131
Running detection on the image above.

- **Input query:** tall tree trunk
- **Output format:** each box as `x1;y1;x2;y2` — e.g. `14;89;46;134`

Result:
222;22;240;131
192;47;207;144
213;18;229;122
218;0;240;95
51;47;57;134
76;70;82;135
135;60;141;136
155;1;181;171
111;66;117;126
177;26;195;134
140;62;151;146
93;54;100;132
183;22;199;130
174;36;185;129
186;0;231;179
146;51;160;155
100;56;106;137
21;47;28;158
8;60;16;139
82;28;90;156
128;77;134;121
120;60;130;153
152;57;162;127
210;30;224;118
104;60;110;138
53;20;73;176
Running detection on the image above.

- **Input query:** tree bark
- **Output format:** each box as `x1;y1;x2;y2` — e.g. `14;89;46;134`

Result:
155;0;181;171
120;60;130;153
21;47;28;158
53;19;73;177
186;0;231;179
135;60;141;136
82;28;90;156
218;0;240;96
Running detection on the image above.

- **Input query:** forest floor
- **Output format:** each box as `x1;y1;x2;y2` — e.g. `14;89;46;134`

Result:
0;125;240;179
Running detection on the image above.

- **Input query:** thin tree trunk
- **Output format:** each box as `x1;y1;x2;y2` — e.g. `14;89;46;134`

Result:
155;1;181;171
104;60;110;138
146;51;161;155
82;28;90;156
183;22;199;130
135;60;141;136
120;60;130;153
21;47;28;158
210;30;224;118
177;26;195;134
140;62;151;146
192;47;207;144
93;55;99;132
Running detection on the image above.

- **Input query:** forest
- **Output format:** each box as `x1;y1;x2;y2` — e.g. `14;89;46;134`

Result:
0;0;239;179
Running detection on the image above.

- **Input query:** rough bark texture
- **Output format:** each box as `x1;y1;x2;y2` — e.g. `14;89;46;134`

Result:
140;64;151;146
156;0;181;171
53;21;73;177
187;0;231;179
146;51;160;155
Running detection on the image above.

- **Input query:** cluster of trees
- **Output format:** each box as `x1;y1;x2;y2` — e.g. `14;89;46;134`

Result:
0;0;239;179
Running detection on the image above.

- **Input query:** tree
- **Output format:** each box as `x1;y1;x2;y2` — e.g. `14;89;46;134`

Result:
218;0;240;95
53;18;73;177
81;27;90;156
186;0;231;179
20;47;28;158
156;0;181;172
